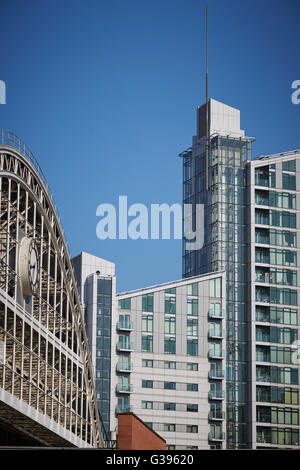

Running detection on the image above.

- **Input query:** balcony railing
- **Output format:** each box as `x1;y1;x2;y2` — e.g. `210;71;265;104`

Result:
208;431;225;441
208;310;224;319
256;354;270;363
256;334;270;342
209;391;225;400
117;321;134;331
209;329;225;339
116;362;133;372
255;294;270;303
255;272;270;283
255;256;270;264
255;175;270;187
116;384;133;393
208;350;225;359
255;196;269;206
116;405;133;414
116;342;134;351
256;375;271;383
255;235;270;244
256;314;270;322
208;411;225;420
208;370;225;379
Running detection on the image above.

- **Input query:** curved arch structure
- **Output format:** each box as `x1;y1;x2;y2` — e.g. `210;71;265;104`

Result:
0;130;104;447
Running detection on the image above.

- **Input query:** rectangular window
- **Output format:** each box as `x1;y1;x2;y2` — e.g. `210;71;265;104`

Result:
142;359;153;368
141;335;153;352
268;306;298;325
165;296;176;314
118;298;131;310
187;363;198;371
164;424;176;432
187;425;198;433
187;299;198;316
142;294;154;312
118;334;130;348
165;287;176;295
267;191;296;210
164;361;176;369
187;404;198;412
118;314;132;329
164;337;176;354
209;303;222;317
142;401;153;409
165;317;176;334
270;287;297;306
142;380;153;388
142;315;153;333
164;382;176;390
270;210;296;229
187;283;198;296
209;278;222;298
187;319;198;336
187;339;198;356
164;402;176;410
282;173;296;190
282;160;296;172
187;383;198;392
269;248;297;267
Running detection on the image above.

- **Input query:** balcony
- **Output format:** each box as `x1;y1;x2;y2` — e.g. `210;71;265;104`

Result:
116;362;133;372
208;370;225;379
256;334;270;343
255;288;270;303
255;269;270;284
208;310;224;320
208;411;225;420
255;255;270;264
116;384;133;393
255;229;270;245
256;375;271;383
116;342;134;352
209;391;225;400
116;405;133;414
255;209;270;226
255;194;269;207
208;431;225;441
208;350;225;359
256;313;270;322
117;321;134;331
209;329;225;339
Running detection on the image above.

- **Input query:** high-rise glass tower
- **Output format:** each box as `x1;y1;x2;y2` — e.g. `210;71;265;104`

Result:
180;99;254;448
181;99;300;449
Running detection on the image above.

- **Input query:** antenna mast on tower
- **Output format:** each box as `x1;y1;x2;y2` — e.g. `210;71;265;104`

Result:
205;5;209;191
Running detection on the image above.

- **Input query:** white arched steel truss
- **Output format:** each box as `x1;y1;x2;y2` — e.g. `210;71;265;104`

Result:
0;130;104;447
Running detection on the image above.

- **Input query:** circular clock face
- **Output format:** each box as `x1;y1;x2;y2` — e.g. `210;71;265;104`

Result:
29;241;38;292
19;237;39;296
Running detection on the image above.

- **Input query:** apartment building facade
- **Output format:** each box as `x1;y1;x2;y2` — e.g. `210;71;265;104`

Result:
112;272;226;449
73;253;226;449
180;99;300;448
248;152;300;448
72;251;116;438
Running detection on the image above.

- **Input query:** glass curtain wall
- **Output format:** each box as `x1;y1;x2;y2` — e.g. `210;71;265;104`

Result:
182;135;252;448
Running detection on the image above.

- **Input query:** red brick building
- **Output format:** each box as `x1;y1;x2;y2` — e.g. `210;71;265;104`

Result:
117;413;166;450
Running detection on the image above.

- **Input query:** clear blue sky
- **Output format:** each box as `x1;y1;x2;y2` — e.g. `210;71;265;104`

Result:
0;0;299;292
